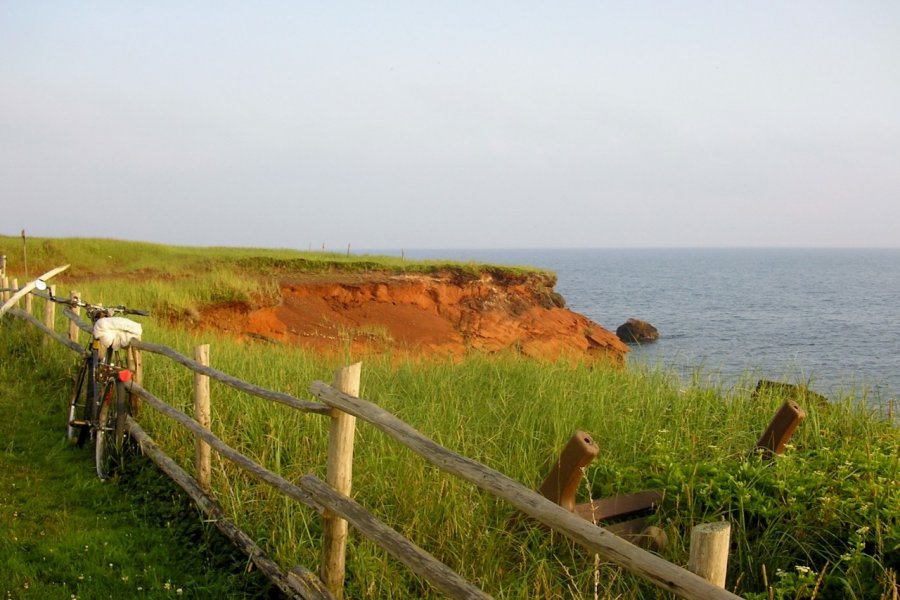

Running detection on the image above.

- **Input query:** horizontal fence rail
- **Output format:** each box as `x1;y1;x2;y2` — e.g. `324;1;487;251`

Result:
310;382;741;600
127;381;489;599
8;307;85;353
125;416;333;600
2;281;744;599
130;340;332;416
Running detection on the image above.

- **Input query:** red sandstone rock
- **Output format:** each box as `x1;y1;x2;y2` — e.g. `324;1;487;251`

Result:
197;272;629;364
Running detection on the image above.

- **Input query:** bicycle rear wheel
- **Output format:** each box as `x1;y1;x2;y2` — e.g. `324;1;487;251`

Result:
95;377;128;480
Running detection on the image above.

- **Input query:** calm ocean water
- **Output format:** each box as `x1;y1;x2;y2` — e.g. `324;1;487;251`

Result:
396;248;899;401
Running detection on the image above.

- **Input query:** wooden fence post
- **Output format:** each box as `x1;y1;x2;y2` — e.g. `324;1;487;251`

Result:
24;289;33;323
755;400;806;457
1;276;7;302
68;291;81;344
321;362;361;600
42;285;56;346
0;254;6;278
127;346;144;415
688;522;731;588
11;279;19;308
194;344;211;491
538;430;599;512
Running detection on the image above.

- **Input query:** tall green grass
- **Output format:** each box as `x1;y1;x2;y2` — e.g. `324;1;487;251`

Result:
3;237;896;598
19;288;898;599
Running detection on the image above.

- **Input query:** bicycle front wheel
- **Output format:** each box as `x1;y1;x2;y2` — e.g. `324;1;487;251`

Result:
95;378;128;480
67;358;90;442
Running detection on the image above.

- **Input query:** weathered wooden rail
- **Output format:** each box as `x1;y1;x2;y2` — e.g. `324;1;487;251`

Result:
1;278;744;599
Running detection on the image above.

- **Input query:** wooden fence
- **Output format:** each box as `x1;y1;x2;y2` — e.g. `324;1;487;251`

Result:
0;280;743;600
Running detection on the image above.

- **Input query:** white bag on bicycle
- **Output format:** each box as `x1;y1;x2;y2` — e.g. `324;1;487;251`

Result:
93;317;143;351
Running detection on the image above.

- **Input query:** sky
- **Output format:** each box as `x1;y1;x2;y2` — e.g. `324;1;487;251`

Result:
2;2;899;250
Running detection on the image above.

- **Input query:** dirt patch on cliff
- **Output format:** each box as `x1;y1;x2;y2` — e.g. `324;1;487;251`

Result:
196;272;628;364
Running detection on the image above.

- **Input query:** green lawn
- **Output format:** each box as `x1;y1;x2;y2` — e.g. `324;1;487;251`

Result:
0;323;274;599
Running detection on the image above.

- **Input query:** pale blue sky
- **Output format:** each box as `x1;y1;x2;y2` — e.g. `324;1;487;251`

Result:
2;2;899;249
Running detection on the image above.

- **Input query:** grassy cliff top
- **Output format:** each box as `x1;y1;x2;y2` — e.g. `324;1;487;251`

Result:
0;235;552;283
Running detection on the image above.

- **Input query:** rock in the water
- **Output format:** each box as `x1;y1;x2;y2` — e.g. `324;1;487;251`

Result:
616;318;659;344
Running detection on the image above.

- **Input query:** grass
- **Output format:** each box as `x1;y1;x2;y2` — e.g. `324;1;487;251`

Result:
1;237;897;598
0;235;555;323
0;234;550;281
0;324;275;599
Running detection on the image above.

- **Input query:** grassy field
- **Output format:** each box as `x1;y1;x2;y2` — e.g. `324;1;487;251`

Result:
1;237;898;598
0;324;275;599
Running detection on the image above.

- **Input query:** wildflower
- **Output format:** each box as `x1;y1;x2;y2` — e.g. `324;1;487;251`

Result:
795;565;812;575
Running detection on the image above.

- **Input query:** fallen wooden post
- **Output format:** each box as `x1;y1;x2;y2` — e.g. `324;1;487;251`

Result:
754;400;806;457
311;382;741;599
538;430;599;511
537;431;668;552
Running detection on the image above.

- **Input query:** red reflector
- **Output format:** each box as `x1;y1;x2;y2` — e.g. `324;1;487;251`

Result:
117;370;133;382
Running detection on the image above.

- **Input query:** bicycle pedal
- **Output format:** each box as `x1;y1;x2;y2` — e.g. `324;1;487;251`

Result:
69;420;88;427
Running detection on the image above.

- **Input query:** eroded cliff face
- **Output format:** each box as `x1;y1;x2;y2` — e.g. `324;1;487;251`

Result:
199;271;629;364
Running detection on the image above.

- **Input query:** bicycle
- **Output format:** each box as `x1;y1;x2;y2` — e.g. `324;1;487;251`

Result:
48;291;149;480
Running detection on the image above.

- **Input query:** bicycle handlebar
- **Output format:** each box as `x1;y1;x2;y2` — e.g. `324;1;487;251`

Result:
45;291;151;320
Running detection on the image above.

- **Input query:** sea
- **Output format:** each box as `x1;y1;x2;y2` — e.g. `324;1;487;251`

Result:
387;248;899;403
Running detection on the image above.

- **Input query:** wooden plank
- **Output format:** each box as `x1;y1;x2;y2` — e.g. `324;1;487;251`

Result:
574;490;663;522
128;381;323;510
310;381;742;600
0;264;69;317
194;344;212;490
67;291;81;343
321;363;361;599
754;400;806;457
64;307;92;334
127;346;143;415
131;340;330;415
7;308;85;354
41;285;56;346
302;475;492;600
129;381;487;599
126;417;333;599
